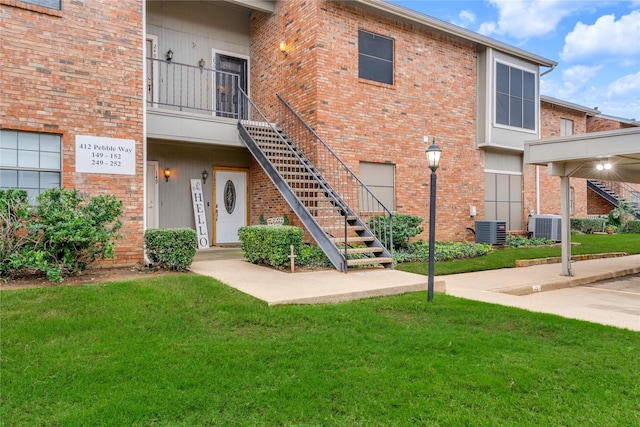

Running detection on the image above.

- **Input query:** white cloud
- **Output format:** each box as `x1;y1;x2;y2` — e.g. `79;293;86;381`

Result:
607;70;640;98
453;10;476;28
560;10;640;63
561;65;602;95
478;0;578;39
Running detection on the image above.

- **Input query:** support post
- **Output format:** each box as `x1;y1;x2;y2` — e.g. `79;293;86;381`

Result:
560;176;573;276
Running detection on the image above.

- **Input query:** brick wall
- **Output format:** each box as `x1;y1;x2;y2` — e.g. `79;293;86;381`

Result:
587;116;636;132
1;1;144;265
251;0;483;242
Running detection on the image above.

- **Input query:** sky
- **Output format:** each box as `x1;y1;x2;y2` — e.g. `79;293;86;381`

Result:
388;0;640;121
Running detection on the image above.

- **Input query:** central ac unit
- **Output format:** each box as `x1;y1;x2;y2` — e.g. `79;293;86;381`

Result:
528;214;562;241
475;220;506;245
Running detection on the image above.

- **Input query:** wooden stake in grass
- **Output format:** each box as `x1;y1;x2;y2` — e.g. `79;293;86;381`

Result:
289;244;297;273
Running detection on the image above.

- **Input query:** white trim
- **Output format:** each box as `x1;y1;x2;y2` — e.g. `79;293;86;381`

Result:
212;49;250;118
484;169;522;176
145;34;159;108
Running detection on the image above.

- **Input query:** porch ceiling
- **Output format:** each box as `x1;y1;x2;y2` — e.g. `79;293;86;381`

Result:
147;0;274;13
524;128;640;184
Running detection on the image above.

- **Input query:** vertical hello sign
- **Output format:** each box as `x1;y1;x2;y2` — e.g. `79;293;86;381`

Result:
190;179;210;249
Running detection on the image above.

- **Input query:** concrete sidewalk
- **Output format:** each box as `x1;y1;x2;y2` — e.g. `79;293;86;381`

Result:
190;250;640;330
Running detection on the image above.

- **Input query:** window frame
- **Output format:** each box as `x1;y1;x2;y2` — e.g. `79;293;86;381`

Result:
0;130;62;204
358;29;394;86
560;118;574;136
14;0;61;10
494;61;537;132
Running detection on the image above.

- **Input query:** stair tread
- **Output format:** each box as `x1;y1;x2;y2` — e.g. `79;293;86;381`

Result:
347;257;394;266
346;246;383;254
331;236;374;243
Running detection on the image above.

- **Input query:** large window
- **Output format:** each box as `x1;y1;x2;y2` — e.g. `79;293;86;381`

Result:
496;62;536;130
0;130;62;203
358;30;394;85
18;0;61;10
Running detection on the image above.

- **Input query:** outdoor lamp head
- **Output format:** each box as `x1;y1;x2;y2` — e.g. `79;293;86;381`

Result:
426;138;442;172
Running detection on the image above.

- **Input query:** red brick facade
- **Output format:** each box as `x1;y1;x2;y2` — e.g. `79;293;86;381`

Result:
250;0;483;241
1;0;144;265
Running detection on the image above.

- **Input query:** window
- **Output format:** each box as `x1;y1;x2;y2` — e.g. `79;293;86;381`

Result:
359;162;395;211
496;62;536;130
358;30;394;85
18;0;61;10
0;130;62;203
560;118;574;136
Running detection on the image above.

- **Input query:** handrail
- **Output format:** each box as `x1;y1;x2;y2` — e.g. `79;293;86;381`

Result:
276;94;393;252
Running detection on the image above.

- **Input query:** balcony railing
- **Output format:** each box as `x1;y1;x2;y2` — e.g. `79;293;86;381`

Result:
146;57;241;118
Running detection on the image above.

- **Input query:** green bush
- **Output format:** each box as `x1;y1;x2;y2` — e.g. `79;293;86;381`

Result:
393;241;492;263
238;225;303;267
31;188;123;280
297;244;332;268
505;235;553;247
368;214;423;249
145;228;197;271
571;218;605;234
626;220;640;234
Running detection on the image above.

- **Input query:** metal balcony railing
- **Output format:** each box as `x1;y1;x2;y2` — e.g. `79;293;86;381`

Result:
146;57;242;118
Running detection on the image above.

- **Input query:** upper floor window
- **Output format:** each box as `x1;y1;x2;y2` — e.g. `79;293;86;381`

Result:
560;118;574;136
17;0;61;9
496;62;536;130
0;130;62;203
358;30;394;85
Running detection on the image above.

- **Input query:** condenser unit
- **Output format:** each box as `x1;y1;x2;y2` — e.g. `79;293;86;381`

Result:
475;220;506;245
528;214;562;241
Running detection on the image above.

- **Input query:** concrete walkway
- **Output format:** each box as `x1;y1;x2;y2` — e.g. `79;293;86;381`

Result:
190;249;640;331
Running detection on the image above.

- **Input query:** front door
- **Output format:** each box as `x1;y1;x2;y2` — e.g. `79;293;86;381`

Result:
214;168;248;244
215;53;248;118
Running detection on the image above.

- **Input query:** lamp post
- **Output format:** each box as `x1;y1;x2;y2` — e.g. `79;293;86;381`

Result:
426;138;442;303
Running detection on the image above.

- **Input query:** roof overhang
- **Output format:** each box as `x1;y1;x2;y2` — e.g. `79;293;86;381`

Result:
524;128;640;183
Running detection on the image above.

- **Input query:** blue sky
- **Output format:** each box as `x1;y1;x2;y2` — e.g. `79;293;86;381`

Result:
388;0;640;120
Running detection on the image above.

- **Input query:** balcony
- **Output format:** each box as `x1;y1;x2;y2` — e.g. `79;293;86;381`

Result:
146;58;245;147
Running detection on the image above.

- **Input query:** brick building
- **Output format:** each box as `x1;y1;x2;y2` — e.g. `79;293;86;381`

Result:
1;0;637;270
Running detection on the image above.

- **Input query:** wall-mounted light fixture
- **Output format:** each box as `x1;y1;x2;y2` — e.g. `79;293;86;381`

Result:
202;170;208;184
198;58;205;68
166;49;173;61
280;40;288;57
164;168;172;182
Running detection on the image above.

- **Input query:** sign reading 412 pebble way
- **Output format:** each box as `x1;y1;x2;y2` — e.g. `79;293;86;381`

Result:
75;135;136;175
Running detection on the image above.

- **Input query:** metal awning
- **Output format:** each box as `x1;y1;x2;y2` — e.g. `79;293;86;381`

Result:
524;127;640;276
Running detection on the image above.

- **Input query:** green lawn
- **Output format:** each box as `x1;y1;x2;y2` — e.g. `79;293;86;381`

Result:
397;233;640;276
2;275;639;426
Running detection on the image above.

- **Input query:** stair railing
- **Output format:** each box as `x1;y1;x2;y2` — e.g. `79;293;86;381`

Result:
275;94;393;252
237;89;361;270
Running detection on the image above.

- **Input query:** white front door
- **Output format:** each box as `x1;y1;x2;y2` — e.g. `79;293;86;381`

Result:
215;169;247;244
146;161;159;229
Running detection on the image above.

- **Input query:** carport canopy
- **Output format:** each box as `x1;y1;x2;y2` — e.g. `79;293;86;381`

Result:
524;127;640;276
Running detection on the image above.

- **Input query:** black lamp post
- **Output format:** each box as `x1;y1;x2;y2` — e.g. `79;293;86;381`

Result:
426;138;442;303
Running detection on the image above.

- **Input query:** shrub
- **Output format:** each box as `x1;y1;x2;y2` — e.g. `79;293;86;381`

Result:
393;241;492;263
571;218;605;234
626;220;640;234
505;235;553;247
238;225;303;267
145;228;197;271
297;244;332;269
29;189;123;280
368;214;423;249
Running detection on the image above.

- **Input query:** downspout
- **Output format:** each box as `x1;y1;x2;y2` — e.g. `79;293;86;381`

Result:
536;165;540;214
540;64;556;77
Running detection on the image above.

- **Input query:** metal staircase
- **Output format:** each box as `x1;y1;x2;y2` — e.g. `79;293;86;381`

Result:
237;90;393;272
588;180;640;219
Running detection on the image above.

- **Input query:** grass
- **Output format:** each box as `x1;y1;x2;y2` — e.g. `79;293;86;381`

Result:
2;275;639;426
397;233;640;276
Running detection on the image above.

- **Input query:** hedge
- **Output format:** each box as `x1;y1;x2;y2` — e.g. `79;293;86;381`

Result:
238;225;303;267
570;218;605;234
145;228;197;270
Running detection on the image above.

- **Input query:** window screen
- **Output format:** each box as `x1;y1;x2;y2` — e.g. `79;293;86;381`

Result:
358;30;394;85
496;62;536;130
